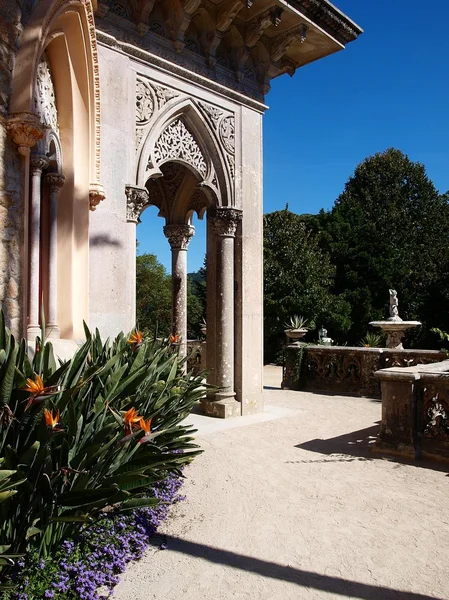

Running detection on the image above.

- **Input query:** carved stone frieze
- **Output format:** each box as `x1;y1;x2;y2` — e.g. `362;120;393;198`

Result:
210;207;242;237
153;119;207;178
163;224;195;249
34;54;58;132
125;184;150;222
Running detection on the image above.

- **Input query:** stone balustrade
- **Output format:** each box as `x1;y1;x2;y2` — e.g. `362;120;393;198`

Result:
282;345;446;398
375;360;449;461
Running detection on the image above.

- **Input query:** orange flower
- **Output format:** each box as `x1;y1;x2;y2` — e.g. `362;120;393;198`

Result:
123;407;141;428
44;408;60;429
169;334;179;344
127;330;143;350
24;375;44;396
138;416;152;435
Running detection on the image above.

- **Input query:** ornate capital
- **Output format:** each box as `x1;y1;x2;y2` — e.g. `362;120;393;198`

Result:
163;224;195;249
30;154;49;174
125;185;149;222
7;112;44;156
210;207;242;237
89;182;106;211
46;173;65;192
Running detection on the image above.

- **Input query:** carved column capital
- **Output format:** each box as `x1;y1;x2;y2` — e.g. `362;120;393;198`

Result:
30;154;49;174
163;224;195;249
210;207;242;237
46;173;65;192
89;182;106;211
8;112;44;156
125;185;149;222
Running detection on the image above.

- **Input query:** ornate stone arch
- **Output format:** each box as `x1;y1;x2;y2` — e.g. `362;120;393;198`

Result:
9;0;103;203
136;96;234;209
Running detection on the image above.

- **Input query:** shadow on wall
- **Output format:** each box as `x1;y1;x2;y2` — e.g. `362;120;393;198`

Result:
295;424;449;474
90;233;122;248
155;536;446;600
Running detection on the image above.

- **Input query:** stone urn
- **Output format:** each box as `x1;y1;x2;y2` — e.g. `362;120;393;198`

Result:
285;328;307;346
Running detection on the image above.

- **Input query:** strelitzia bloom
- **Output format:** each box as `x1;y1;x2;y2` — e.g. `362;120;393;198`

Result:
169;334;179;344
44;408;60;429
24;375;45;396
23;375;58;411
127;330;143;350
123;407;141;435
138;417;152;436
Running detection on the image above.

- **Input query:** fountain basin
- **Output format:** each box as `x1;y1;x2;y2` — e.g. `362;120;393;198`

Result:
369;320;421;349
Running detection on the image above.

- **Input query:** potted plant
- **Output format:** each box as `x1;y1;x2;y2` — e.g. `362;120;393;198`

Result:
284;315;309;346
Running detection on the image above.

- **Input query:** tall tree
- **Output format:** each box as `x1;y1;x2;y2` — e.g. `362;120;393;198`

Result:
318;149;449;345
263;207;351;362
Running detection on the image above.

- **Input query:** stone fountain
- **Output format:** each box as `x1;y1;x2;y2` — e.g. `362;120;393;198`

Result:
369;289;421;349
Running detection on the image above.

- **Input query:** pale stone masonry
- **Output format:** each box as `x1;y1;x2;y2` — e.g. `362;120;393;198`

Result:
0;0;361;416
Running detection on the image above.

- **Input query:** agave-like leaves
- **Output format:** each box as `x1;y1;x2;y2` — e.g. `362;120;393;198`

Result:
0;310;204;571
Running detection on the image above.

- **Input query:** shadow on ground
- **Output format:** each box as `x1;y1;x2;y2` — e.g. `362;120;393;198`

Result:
295;425;449;473
157;536;445;600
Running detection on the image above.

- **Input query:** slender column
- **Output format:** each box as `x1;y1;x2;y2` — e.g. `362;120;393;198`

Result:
209;207;242;415
45;173;65;338
163;224;194;358
28;155;49;339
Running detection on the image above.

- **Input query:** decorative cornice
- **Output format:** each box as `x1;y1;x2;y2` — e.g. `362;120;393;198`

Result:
290;0;362;45
89;182;106;211
245;7;283;48
7;112;44;156
270;24;308;62
125;184;149;222
163;224;195;249
210;207;242;237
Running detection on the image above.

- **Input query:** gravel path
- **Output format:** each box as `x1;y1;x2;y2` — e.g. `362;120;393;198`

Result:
113;367;449;600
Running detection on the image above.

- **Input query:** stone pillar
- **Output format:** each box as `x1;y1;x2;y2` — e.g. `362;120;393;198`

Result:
163;224;194;358
28;155;49;339
206;207;242;418
7;113;44;337
45;173;65;338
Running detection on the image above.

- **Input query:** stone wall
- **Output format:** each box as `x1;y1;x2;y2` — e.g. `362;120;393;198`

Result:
282;345;446;398
0;2;32;335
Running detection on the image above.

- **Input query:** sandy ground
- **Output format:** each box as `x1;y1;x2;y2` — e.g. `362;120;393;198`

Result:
113;366;449;600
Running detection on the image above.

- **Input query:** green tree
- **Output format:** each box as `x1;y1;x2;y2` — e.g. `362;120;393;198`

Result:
136;253;172;337
318;149;449;345
263;207;351;362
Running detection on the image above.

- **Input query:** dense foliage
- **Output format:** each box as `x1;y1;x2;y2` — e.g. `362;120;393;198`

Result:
263;207;351;361
0;311;204;590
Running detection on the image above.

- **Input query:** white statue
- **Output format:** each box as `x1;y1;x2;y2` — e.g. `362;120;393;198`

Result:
389;289;401;321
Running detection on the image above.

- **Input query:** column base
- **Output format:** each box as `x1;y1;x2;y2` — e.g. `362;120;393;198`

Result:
46;324;60;339
27;324;41;340
372;439;416;461
201;396;242;418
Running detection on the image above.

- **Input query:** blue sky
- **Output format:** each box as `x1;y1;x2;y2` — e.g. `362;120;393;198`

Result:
138;0;449;272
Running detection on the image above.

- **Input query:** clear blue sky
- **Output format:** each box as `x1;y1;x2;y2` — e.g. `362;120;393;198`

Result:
138;0;449;272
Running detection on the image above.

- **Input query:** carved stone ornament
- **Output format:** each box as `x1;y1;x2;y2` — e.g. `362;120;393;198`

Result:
163;224;195;249
219;115;235;155
210;207;242;237
7;112;44;156
30;154;49;174
423;391;449;441
89;182;106;211
246;6;284;48
198;101;224;129
153;119;207;178
125;185;150;222
46;173;65;191
135;78;180;151
34;54;58;132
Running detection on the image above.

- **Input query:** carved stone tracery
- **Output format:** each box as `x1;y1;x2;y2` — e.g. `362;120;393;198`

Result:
34;54;58;132
153;119;207;178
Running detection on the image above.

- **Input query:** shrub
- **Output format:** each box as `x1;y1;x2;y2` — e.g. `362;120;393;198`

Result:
0;311;204;585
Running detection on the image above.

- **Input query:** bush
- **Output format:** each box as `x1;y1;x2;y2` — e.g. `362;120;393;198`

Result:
0;311;204;587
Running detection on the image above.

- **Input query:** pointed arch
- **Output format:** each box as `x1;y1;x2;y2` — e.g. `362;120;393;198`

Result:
136;97;234;208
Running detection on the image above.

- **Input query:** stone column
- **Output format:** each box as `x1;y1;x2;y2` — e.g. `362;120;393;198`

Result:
45;173;65;338
28;155;49;339
207;207;242;418
163;224;194;358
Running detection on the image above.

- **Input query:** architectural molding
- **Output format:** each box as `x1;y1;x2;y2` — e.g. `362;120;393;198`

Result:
245;6;283;49
89;182;106;211
7;112;44;156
